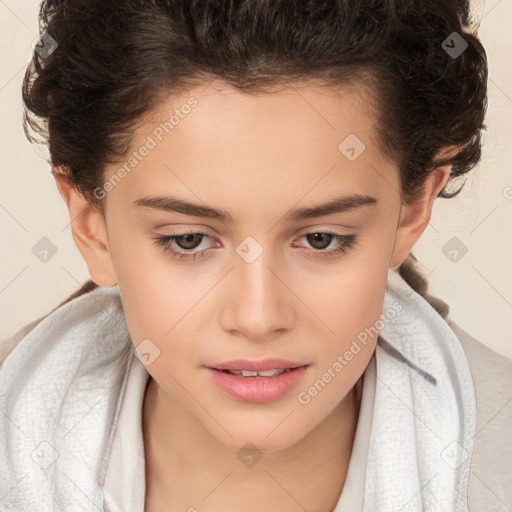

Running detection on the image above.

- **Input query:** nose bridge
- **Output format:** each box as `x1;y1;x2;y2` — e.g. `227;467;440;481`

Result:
224;238;292;339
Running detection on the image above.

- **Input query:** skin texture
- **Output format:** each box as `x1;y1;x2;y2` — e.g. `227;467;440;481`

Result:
55;80;453;511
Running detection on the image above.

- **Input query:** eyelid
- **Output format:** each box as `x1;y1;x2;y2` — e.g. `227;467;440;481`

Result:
295;224;356;235
155;225;355;243
151;227;358;263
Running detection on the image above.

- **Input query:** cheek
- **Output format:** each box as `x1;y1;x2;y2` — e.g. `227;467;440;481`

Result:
339;272;388;332
107;221;179;332
298;276;386;416
302;258;388;341
336;232;395;329
112;252;206;382
306;257;389;383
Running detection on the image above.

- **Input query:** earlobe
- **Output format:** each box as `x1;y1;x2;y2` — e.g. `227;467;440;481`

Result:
388;163;452;270
53;167;118;287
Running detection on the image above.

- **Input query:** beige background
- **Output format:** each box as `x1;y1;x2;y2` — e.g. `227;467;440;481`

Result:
1;0;511;356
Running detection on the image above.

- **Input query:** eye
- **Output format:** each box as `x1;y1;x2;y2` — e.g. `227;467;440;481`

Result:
293;231;358;259
151;230;217;261
151;230;358;261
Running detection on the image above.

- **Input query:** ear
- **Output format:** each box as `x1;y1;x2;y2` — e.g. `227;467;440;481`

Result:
53;167;118;287
388;147;457;270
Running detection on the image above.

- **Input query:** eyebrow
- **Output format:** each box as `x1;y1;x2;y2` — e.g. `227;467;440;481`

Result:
133;193;378;224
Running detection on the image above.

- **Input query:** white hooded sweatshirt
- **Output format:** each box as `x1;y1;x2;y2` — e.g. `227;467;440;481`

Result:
0;268;511;511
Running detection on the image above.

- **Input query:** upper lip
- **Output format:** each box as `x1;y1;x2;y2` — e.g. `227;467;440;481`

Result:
208;358;308;371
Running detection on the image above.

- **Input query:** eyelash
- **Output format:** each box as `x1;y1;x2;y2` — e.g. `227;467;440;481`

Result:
151;230;358;261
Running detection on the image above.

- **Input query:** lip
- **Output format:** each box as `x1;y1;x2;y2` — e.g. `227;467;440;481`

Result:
208;358;305;372
206;364;310;403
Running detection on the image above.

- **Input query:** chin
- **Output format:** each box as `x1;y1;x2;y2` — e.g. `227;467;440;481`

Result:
203;415;310;454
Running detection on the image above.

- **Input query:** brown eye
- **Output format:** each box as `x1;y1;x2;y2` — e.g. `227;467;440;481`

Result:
294;231;358;259
151;230;217;261
173;233;204;250
305;233;335;250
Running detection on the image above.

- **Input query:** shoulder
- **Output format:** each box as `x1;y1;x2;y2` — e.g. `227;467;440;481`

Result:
0;313;50;367
445;317;512;510
447;317;512;414
447;316;512;374
0;281;102;368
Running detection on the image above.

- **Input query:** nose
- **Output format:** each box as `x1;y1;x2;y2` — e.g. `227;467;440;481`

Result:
220;246;295;341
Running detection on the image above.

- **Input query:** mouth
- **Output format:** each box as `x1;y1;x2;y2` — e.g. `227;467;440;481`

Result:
206;364;310;403
218;368;297;378
209;358;307;372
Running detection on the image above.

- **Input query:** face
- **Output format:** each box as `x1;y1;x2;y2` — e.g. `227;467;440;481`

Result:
62;79;441;452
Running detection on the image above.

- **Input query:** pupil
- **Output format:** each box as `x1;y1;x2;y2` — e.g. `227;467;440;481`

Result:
178;233;201;249
308;233;331;249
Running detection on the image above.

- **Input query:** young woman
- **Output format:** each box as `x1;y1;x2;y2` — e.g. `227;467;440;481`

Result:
1;0;511;511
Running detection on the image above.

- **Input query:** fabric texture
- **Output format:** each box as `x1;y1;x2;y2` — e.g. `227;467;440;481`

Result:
103;351;149;512
0;267;509;511
362;270;476;511
0;286;133;511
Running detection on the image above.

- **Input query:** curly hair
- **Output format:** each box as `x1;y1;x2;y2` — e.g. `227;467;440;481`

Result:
22;0;487;319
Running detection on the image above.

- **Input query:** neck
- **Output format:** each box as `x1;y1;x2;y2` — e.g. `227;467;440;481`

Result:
143;375;363;512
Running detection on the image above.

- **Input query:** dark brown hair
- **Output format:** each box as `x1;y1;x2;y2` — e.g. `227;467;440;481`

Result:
22;0;487;320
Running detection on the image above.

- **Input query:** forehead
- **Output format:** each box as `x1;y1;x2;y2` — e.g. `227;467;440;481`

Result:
145;78;380;147
103;79;400;218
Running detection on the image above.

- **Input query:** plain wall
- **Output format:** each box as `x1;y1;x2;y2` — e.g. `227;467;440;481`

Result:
1;0;511;356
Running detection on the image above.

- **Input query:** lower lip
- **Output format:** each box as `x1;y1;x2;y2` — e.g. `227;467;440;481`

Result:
206;366;309;403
